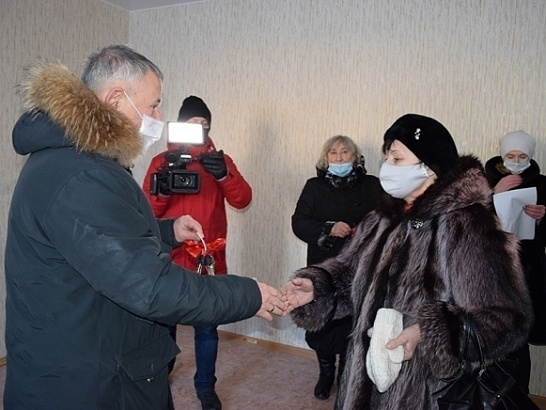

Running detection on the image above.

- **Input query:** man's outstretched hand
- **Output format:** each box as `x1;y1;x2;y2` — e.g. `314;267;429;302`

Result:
254;280;289;321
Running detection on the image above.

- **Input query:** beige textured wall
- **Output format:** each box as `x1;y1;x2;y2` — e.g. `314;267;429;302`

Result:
128;0;546;395
0;0;129;354
0;0;545;397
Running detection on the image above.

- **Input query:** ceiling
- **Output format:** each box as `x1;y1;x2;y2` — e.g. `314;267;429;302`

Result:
101;0;207;12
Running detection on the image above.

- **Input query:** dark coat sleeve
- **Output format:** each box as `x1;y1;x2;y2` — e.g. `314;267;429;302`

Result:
43;165;261;327
156;218;179;248
533;174;546;245
292;178;329;246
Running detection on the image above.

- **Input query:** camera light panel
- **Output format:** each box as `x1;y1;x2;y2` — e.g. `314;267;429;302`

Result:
167;122;205;145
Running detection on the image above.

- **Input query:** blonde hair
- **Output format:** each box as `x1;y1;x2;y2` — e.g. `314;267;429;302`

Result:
316;135;361;170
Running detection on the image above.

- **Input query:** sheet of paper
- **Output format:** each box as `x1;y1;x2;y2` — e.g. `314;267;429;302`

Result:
493;187;537;240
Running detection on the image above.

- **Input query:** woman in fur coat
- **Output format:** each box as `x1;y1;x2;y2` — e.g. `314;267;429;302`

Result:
283;114;533;409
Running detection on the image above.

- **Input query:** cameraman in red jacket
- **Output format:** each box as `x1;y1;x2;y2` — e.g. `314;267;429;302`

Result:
143;96;252;410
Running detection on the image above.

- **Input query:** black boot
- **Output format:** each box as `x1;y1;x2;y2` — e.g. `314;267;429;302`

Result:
314;352;336;400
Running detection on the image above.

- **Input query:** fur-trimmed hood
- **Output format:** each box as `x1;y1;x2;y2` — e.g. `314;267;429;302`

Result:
14;63;142;168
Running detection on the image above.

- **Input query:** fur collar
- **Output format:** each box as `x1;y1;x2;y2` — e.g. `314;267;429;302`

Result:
21;63;142;168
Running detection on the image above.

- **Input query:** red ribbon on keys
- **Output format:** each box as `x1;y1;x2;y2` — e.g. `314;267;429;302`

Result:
183;237;226;258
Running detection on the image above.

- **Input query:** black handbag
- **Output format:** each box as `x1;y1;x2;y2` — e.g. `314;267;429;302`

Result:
433;314;539;410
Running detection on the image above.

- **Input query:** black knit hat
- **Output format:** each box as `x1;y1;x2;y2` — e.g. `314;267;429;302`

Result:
177;95;211;124
383;114;459;177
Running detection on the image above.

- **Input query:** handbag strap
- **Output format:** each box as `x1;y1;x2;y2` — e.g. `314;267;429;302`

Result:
460;313;472;367
462;313;486;372
434;312;483;389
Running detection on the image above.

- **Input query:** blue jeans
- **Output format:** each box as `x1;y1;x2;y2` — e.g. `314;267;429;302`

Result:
193;325;219;394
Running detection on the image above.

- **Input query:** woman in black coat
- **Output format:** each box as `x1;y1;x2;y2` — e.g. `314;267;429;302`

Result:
485;130;546;393
292;135;381;400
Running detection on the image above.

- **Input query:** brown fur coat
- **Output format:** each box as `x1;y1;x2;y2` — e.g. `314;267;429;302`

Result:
291;156;532;410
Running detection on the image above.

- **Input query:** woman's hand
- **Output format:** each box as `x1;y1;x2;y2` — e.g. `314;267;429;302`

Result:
386;323;421;361
494;174;522;194
330;221;353;238
523;204;545;222
280;277;315;312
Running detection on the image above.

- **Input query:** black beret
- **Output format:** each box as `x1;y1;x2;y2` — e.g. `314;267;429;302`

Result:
384;114;459;177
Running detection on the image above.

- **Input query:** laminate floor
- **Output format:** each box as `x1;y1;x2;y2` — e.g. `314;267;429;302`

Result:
1;327;544;409
0;326;336;410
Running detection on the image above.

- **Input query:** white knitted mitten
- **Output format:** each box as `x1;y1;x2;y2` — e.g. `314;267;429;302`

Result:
365;308;404;392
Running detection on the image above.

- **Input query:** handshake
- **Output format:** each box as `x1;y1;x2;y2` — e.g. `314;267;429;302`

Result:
253;277;316;322
173;215;316;322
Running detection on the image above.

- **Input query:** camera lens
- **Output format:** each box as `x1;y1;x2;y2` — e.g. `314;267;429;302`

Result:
174;174;194;187
168;169;200;193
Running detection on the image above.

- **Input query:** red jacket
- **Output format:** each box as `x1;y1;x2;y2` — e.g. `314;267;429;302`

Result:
143;137;252;274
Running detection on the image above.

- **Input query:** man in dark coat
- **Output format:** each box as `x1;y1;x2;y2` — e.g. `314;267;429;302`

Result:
4;45;286;410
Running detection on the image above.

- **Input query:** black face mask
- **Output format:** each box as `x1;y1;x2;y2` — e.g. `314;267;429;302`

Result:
203;127;210;139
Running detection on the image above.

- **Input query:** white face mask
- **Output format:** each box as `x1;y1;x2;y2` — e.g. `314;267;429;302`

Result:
138;115;164;151
123;91;164;152
503;160;530;175
328;162;353;177
379;162;430;199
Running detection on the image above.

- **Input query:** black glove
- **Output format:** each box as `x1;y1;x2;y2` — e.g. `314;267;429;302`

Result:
317;221;336;250
200;150;227;180
158;181;173;196
318;234;336;251
150;172;172;196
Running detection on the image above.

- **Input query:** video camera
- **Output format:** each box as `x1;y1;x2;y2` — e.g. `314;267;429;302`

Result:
150;122;205;195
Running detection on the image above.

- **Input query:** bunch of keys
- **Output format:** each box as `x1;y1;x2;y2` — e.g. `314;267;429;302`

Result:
196;233;215;276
